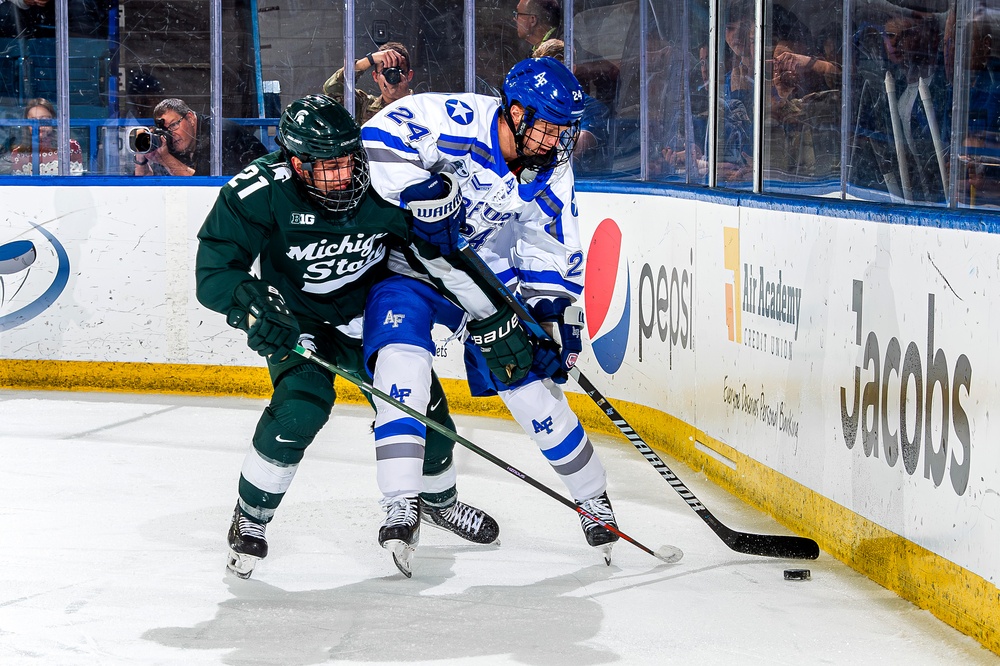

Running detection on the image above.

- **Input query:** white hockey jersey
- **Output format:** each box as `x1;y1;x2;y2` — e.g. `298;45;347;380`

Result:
361;92;584;306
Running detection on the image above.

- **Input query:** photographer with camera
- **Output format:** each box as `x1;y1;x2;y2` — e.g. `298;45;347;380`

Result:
322;42;413;125
132;98;267;177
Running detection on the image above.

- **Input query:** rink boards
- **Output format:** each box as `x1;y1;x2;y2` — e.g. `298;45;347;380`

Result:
0;183;997;653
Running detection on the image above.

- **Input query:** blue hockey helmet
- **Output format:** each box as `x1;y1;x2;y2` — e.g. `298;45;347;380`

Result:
501;57;585;171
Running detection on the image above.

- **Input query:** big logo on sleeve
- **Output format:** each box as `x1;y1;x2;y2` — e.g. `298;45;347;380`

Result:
584;218;630;374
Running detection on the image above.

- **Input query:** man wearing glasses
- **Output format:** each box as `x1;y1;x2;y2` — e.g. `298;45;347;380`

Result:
323;42;414;125
514;0;561;54
133;98;267;177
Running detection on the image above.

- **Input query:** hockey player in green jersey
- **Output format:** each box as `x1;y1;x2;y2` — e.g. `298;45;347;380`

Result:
195;94;533;578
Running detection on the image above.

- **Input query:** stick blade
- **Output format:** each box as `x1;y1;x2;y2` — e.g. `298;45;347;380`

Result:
724;531;819;560
654;544;684;563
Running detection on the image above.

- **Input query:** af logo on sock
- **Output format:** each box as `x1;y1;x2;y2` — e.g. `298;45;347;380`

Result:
532;416;554;434
384;310;405;327
389;384;412;403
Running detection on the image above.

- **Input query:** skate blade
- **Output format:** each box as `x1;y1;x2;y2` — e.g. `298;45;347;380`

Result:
598;543;614;566
227;550;260;579
383;539;416;578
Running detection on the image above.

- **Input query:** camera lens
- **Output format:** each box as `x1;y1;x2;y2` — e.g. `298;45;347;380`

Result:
382;67;402;85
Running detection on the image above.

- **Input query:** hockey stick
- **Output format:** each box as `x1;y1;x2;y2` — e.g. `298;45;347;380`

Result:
294;344;682;564
459;245;819;560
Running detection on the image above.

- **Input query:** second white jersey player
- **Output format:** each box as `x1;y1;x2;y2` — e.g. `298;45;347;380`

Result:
359;57;621;566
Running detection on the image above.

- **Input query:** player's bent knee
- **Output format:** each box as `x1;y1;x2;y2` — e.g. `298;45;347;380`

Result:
270;363;335;439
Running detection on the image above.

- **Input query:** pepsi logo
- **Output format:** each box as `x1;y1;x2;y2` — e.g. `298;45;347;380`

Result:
584;218;630;374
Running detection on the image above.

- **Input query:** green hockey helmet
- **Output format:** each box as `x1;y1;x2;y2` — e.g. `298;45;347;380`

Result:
277;94;370;213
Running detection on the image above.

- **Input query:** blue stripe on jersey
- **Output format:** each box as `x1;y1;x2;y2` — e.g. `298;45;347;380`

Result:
520;269;584;295
535;186;563;218
374;417;427;440
360;127;420;155
495;267;518;285
438;132;495;170
541;422;586;461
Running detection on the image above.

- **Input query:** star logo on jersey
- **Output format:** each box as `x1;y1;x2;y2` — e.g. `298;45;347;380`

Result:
445;99;474;125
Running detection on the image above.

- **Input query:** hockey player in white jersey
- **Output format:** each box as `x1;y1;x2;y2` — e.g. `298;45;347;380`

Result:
360;57;620;562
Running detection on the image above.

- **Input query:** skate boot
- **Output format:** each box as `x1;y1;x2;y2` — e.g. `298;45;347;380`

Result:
379;495;421;578
577;491;620;565
421;499;500;544
227;504;268;579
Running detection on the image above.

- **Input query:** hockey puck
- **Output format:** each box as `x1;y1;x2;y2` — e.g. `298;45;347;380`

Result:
783;568;811;581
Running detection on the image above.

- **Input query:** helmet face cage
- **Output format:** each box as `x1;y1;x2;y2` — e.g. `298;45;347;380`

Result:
277;95;370;214
296;147;371;214
511;106;581;171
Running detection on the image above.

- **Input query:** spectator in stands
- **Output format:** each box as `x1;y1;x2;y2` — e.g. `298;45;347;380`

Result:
514;0;561;55
533;38;610;173
3;97;83;176
322;42;413;125
133;98;267;177
851;10;950;203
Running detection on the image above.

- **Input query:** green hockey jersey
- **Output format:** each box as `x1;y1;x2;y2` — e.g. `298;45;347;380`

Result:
196;152;501;338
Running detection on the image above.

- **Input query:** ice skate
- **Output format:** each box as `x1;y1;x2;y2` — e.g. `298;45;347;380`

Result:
379;495;421;577
577;491;620;565
227;504;268;579
421;499;500;544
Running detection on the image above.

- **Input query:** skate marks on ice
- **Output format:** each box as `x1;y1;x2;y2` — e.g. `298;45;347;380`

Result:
141;554;654;666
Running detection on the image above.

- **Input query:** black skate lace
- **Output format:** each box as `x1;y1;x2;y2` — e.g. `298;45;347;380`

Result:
382;496;419;527
238;515;266;540
578;494;614;530
440;502;484;533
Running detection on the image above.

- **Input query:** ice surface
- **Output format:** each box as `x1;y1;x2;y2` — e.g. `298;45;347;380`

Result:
0;390;995;665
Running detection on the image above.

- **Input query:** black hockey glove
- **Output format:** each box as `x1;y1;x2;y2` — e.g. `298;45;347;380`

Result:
529;298;584;384
467;305;534;384
400;171;464;256
227;280;301;360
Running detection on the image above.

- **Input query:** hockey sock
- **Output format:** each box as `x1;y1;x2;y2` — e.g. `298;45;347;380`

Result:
239;363;335;522
501;378;608;501
372;343;433;497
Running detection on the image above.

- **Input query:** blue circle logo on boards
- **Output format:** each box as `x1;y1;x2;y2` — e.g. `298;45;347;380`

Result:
0;222;70;332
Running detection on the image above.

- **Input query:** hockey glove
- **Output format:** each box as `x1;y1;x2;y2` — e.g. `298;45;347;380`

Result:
400;171;464;256
467;306;534;384
529;298;584;384
227;280;301;360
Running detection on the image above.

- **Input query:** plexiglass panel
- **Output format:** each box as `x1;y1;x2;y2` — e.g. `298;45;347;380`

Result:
716;0;755;189
956;0;1000;208
647;0;711;184
0;0;109;175
762;0;842;196
847;0;952;204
